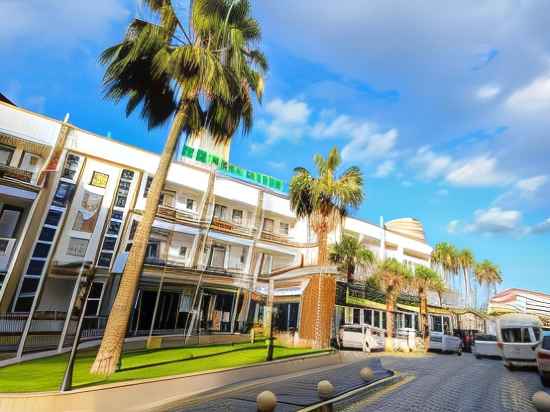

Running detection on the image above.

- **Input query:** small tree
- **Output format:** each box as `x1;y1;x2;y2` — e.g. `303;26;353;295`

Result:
372;258;412;352
329;234;375;284
413;266;445;351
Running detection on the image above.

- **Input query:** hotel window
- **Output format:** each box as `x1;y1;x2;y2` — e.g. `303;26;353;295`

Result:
144;176;153;197
115;180;131;208
52;182;76;208
160;192;175;208
0;205;22;238
263;218;274;233
353;308;360;324
146;241;160;259
84;281;105;317
232;209;243;224
61;154;80;180
179;246;188;257
185;198;195;211
364;309;372;325
213;204;227;219
0;145;14;166
279;222;289;235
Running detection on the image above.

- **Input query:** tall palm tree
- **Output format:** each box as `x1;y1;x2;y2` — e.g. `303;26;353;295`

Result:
431;242;459;295
91;0;267;376
413;265;444;351
372;258;412;352
474;260;503;309
329;234;375;284
289;147;363;348
457;248;475;308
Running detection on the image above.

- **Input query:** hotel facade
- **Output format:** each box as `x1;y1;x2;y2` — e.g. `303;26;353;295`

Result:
0;101;458;355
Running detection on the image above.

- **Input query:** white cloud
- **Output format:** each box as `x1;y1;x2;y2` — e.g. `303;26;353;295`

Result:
409;146;453;180
516;175;548;194
0;0;129;49
476;84;501;100
341;128;398;162
531;218;550;234
310;115;360;139
445;156;514;187
465;207;523;234
506;74;550;114
260;98;311;143
447;219;460;234
374;160;395;178
437;189;449;196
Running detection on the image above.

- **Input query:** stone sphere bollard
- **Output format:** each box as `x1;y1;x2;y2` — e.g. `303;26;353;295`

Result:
317;380;334;399
532;391;550;412
360;367;375;382
256;390;277;412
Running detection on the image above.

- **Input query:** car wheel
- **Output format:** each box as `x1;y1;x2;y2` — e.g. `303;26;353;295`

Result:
542;374;550;387
457;347;463;356
504;361;514;370
475;354;481;359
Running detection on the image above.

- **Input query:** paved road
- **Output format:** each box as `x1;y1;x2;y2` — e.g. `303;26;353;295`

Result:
340;352;549;412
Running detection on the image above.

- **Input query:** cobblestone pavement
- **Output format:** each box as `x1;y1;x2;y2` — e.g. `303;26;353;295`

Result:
340;352;550;412
174;357;392;411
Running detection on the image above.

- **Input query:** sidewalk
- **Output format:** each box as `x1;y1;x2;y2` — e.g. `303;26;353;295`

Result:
173;357;393;411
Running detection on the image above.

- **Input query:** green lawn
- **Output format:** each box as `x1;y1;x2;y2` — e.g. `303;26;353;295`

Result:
0;341;324;393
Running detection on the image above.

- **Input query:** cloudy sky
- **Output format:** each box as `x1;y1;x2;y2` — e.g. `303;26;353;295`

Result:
1;0;549;293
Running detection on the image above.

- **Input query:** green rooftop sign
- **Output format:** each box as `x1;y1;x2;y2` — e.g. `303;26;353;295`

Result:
181;145;286;193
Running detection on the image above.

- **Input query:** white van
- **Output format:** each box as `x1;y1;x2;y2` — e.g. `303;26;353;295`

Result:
428;314;462;354
338;324;385;352
496;314;542;369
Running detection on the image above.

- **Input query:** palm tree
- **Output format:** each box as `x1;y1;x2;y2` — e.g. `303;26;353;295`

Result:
413;265;444;351
329;234;375;284
474;260;503;309
372;258;413;352
91;0;267;376
457;249;475;308
431;242;459;295
289;147;363;348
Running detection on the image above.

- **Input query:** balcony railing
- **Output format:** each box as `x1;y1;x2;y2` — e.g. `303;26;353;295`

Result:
210;216;255;237
0;164;34;184
156;205;204;226
143;256;246;277
260;230;317;248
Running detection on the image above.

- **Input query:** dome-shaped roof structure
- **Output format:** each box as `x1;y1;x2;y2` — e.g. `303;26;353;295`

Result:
385;217;427;243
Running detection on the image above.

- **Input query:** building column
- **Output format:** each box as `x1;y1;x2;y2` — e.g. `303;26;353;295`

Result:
264;279;274;338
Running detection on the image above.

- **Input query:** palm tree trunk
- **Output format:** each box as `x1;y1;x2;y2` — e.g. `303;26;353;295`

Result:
463;268;469;308
419;291;429;352
317;225;329;266
90;103;189;376
385;297;395;352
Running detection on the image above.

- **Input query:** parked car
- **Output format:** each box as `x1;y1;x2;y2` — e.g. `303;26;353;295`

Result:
536;331;550;386
429;331;463;355
473;334;500;359
338;324;385;352
496;314;542;369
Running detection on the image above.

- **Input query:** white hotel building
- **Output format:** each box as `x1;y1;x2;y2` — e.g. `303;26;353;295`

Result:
0;101;438;353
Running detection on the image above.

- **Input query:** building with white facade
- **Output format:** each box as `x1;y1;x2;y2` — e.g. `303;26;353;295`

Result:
489;288;550;326
0;101;441;354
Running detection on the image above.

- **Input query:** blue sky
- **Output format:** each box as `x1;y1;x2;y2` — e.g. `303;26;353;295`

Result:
1;1;549;294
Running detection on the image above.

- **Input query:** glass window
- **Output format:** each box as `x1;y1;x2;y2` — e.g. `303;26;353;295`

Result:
533;328;541;342
374;310;381;328
213;204;227;219
0;206;22;238
364;309;372;325
144;176;153;197
45;209;62;226
431;315;443;333
179;246;187;256
0;145;14;165
27;259;45;276
502;328;522;343
186;198;195;211
121;169;134;180
14;296;33;312
129;220;138;240
32;242;51;258
443;317;451;335
263;218;274;233
353;308;360;324
61;154;80;180
522;328;532;343
111;210;123;220
107;221;121;235
20;278;39;294
52;182;75;207
38;227;56;242
543;336;550;350
146;242;160;259
280;222;289;235
102;237;117;251
67;237;89;257
232;209;243;224
115;180;131;208
84;281;104;317
97;252;112;267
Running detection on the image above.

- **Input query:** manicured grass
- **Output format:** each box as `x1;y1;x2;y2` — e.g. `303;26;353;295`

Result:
0;341;324;393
